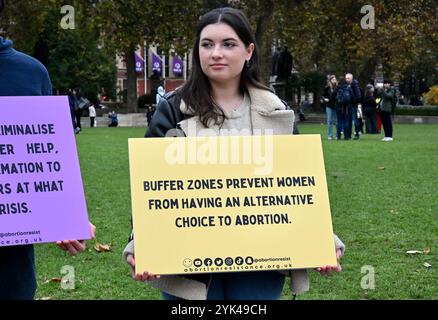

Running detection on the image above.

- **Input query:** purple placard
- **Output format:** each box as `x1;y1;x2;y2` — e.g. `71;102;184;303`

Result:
0;96;90;247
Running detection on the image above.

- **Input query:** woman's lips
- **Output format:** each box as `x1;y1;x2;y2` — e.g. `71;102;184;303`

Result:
210;64;226;70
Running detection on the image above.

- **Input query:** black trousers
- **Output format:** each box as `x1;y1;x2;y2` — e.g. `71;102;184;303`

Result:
380;111;393;138
90;117;95;127
364;111;378;134
75;110;82;129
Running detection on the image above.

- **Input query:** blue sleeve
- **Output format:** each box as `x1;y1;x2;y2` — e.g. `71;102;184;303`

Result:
353;84;361;103
41;68;52;96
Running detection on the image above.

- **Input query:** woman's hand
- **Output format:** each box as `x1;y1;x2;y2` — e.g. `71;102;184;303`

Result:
315;248;342;276
56;222;96;256
126;253;161;281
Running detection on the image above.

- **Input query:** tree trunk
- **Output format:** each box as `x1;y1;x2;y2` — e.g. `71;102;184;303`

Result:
312;91;320;113
358;58;378;88
254;0;275;82
125;47;138;113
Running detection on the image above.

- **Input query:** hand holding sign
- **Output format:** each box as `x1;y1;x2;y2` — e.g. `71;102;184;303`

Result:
316;248;343;276
126;253;161;281
56;222;96;256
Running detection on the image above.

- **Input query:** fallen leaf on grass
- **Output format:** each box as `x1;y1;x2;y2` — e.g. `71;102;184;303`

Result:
423;262;432;269
406;248;431;255
406;250;423;254
377;166;385;170
37;297;51;300
94;242;111;253
49;278;62;283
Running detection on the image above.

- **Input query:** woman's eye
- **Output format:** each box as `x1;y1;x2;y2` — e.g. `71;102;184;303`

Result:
201;42;213;48
224;42;236;48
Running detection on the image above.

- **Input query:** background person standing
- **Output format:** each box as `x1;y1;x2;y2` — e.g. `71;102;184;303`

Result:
89;102;97;127
345;73;362;140
323;75;338;140
378;79;396;141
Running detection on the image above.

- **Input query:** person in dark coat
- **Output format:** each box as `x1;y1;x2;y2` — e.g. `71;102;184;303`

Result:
322;75;338;140
362;85;378;134
345;73;362;140
276;46;293;81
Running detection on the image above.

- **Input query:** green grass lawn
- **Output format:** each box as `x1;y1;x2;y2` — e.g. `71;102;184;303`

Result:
34;124;438;300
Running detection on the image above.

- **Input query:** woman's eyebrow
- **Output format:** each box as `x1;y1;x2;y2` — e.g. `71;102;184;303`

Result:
200;37;238;42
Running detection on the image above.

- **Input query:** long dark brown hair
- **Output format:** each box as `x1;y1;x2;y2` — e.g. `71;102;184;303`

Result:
178;7;271;127
327;75;337;94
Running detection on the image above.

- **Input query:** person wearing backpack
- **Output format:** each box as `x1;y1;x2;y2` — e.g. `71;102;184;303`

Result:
377;79;396;141
334;78;354;140
345;73;362;140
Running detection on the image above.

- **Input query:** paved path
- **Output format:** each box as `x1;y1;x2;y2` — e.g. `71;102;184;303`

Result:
80;113;438;128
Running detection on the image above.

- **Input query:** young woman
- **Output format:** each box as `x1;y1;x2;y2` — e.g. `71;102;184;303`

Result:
124;7;345;300
362;85;378;134
323;75;338;140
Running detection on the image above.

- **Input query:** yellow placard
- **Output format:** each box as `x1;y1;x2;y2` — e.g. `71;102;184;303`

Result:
128;134;337;275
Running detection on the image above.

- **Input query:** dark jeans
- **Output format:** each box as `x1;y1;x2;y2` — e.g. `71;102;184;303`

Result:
336;108;352;139
380;111;393;138
0;245;36;300
364;111;378;133
162;271;285;300
90;117;95;127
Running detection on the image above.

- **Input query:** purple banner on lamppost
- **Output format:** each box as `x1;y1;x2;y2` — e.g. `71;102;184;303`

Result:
135;52;144;73
172;55;183;76
152;52;162;73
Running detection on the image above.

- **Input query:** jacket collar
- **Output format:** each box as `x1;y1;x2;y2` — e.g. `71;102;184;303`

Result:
180;86;286;116
0;36;14;55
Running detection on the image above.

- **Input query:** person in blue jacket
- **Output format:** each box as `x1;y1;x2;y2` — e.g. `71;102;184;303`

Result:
0;0;95;299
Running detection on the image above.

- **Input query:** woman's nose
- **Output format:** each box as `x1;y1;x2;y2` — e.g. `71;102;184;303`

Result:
211;44;223;58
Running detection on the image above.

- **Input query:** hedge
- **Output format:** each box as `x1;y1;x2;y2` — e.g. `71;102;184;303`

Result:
394;105;438;116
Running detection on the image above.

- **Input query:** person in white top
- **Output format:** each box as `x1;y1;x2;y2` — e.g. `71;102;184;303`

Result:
88;103;96;127
156;85;165;105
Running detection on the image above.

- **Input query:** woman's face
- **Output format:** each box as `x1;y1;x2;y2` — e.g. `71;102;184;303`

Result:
199;23;254;85
330;77;337;85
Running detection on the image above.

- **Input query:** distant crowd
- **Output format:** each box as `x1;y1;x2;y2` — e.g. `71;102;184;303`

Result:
322;73;396;142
